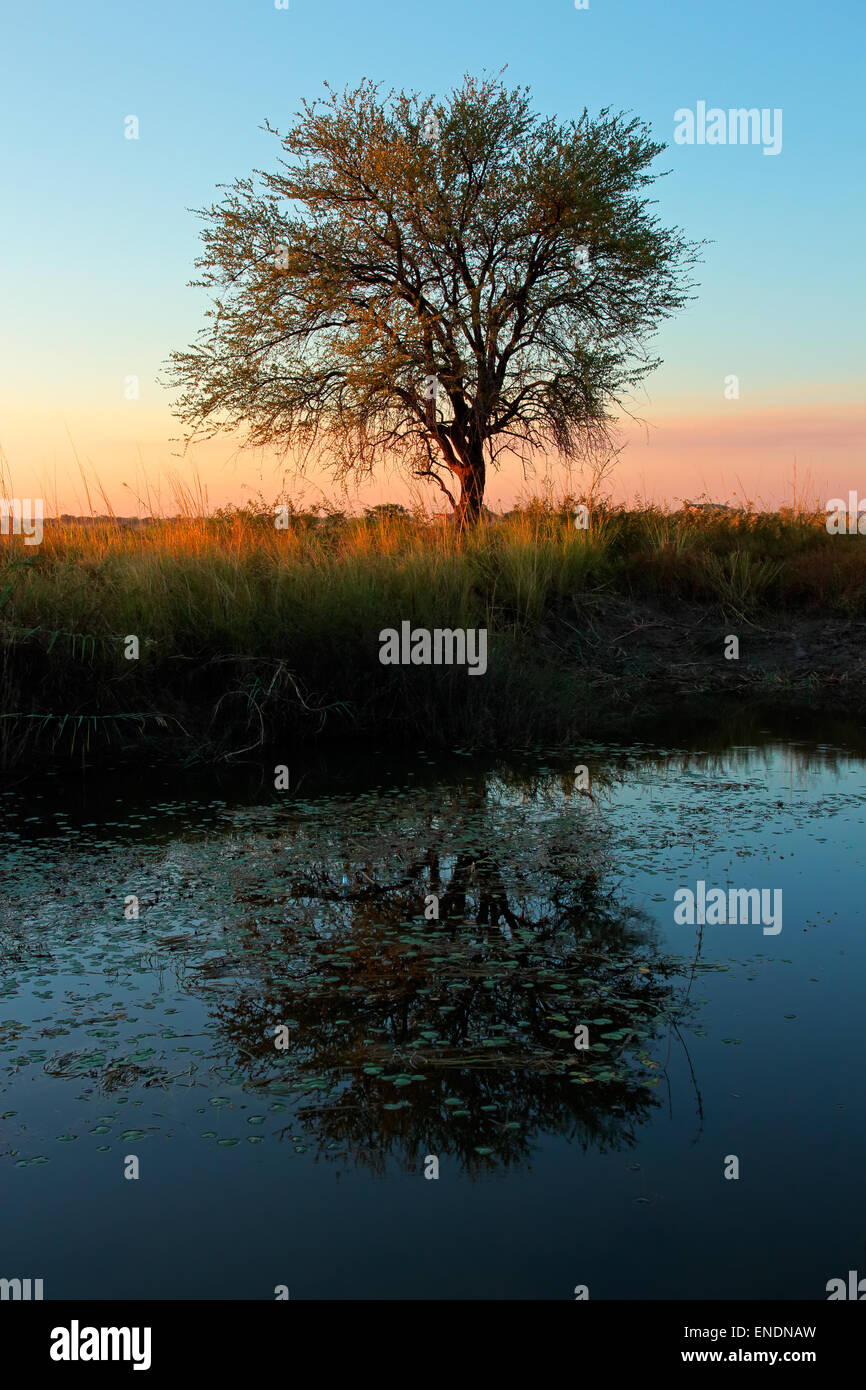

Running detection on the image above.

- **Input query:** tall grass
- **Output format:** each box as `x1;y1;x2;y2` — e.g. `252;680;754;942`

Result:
1;497;864;765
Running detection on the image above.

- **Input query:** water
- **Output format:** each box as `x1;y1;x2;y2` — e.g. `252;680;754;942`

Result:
1;732;864;1299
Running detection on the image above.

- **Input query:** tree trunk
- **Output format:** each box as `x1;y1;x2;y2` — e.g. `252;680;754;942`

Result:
454;455;486;527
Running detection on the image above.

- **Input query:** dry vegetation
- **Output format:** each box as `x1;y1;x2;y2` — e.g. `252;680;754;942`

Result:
2;495;865;767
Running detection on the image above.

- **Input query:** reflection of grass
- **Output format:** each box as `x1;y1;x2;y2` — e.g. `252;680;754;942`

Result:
2;495;862;764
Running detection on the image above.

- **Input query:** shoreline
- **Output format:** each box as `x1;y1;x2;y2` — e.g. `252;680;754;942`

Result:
3;597;864;773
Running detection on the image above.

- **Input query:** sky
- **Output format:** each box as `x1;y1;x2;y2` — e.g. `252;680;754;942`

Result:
1;0;863;514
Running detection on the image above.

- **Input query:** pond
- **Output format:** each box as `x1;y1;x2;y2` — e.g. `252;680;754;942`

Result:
1;727;863;1299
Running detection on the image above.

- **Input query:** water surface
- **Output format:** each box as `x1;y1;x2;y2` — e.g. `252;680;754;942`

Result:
1;733;863;1298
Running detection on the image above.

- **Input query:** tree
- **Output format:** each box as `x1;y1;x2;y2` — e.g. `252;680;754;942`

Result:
167;73;698;524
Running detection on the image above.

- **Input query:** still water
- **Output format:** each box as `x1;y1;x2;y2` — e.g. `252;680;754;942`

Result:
1;731;864;1299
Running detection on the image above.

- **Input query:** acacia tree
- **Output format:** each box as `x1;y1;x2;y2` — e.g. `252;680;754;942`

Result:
167;74;697;524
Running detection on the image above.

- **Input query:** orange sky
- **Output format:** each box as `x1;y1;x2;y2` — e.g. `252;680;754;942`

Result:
1;398;862;516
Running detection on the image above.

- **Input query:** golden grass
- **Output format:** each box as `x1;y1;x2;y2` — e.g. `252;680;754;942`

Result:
1;490;864;765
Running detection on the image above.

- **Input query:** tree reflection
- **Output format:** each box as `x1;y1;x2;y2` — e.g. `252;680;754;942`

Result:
196;770;691;1173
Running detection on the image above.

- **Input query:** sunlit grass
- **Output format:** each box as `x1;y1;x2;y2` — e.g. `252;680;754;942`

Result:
1;491;864;765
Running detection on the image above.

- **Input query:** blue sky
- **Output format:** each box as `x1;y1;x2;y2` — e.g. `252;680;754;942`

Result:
1;0;863;510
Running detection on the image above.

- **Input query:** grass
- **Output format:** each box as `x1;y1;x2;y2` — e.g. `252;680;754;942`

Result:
2;495;865;766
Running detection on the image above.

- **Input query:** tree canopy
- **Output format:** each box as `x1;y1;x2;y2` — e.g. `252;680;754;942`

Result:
167;73;698;522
